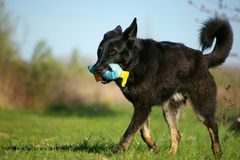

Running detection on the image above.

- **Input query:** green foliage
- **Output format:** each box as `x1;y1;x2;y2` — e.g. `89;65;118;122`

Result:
69;48;81;70
32;40;53;62
0;106;240;160
0;1;84;109
27;40;64;108
0;1;18;60
0;1;27;107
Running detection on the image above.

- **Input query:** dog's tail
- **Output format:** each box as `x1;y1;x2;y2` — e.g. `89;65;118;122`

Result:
200;17;233;68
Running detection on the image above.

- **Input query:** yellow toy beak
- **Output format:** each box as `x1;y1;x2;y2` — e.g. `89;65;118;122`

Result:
120;71;129;87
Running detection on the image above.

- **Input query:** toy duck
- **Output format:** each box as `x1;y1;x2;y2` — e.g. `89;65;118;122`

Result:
88;63;129;87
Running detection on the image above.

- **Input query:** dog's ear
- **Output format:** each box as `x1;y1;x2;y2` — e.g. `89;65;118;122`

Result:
114;25;122;35
104;25;122;39
123;18;137;39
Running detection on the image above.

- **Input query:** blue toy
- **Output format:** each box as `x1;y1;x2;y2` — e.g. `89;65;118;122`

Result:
88;63;129;87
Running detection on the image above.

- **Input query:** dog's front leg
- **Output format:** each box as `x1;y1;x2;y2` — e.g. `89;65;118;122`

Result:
140;119;157;151
112;105;151;153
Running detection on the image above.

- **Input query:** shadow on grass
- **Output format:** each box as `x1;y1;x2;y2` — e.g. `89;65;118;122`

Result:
3;143;112;154
3;136;114;154
43;103;118;118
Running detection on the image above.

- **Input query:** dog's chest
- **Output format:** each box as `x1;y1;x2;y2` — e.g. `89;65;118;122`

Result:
121;83;175;106
121;85;149;103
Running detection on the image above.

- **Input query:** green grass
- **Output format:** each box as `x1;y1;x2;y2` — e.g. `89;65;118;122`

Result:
0;106;239;160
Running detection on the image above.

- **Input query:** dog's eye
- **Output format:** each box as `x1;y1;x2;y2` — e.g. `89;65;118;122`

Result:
109;49;117;56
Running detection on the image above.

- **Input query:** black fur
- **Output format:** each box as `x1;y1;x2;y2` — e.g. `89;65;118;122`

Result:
93;17;233;157
200;17;233;68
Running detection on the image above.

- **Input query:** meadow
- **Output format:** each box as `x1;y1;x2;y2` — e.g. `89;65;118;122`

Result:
1;2;240;159
1;104;239;160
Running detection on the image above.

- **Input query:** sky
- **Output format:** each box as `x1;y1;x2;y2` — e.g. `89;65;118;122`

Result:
5;0;240;65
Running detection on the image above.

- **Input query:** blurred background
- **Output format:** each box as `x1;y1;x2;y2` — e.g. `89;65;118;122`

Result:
0;0;240;128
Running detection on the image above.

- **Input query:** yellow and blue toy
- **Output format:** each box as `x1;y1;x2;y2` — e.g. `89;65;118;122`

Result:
88;63;129;87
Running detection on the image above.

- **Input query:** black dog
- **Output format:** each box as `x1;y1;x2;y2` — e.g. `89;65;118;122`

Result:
93;17;233;157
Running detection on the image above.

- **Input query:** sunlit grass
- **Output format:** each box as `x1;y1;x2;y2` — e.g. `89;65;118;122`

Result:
0;106;239;160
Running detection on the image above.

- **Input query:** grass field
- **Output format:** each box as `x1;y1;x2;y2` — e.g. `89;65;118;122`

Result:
0;105;239;160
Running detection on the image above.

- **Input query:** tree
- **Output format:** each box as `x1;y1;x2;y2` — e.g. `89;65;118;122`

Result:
28;40;64;108
0;0;26;108
188;0;240;23
0;0;18;61
32;40;53;62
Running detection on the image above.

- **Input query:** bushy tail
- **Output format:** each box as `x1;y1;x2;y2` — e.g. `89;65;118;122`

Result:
200;17;233;68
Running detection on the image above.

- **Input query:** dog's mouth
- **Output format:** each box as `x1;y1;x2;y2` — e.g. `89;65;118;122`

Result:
98;66;113;84
100;77;112;84
101;80;111;84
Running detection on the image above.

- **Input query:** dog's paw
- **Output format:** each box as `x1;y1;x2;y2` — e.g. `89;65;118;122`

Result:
111;144;125;153
149;145;160;154
213;144;222;159
167;148;177;155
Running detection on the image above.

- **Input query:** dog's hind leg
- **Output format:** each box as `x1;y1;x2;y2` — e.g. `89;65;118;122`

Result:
140;118;157;150
112;105;151;153
189;76;222;158
192;103;222;158
162;93;186;155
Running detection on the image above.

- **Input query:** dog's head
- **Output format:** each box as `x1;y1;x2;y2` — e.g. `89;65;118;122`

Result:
94;18;140;84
